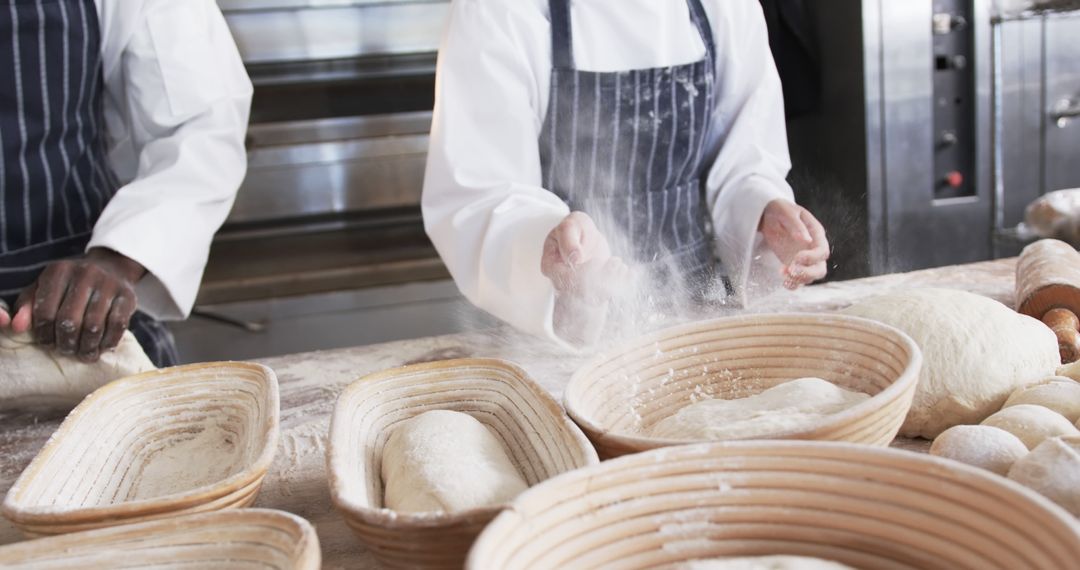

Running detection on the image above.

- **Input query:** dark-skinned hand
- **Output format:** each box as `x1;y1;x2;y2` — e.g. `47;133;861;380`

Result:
0;248;145;362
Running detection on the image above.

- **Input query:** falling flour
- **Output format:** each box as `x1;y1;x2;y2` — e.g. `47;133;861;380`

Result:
650;378;869;440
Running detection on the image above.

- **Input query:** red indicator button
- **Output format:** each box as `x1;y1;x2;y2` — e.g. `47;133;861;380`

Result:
944;171;964;188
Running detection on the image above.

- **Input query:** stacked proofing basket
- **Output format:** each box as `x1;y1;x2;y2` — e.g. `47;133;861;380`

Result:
564;313;923;458
466;441;1080;569
2;363;280;536
327;358;599;569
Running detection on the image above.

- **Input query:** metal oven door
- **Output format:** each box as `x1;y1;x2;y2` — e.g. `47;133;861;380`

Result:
1045;14;1080;192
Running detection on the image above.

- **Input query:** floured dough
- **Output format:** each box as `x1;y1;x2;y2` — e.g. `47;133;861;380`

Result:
0;331;155;409
1055;361;1080;382
381;410;528;513
680;556;856;570
1008;436;1080;516
842;288;1060;438
980;404;1079;450
1004;381;1080;423
929;425;1029;476
650;378;869;441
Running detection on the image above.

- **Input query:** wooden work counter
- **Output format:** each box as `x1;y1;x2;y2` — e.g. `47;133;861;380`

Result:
0;259;1018;568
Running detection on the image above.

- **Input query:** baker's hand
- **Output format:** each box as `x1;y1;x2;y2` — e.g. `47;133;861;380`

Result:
541;212;630;304
760;200;830;290
7;248;145;362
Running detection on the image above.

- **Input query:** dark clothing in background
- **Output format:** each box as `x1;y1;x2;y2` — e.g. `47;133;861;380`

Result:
759;0;821;118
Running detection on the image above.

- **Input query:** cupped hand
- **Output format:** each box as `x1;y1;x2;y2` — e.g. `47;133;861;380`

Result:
7;248;145;362
759;200;830;289
541;212;630;303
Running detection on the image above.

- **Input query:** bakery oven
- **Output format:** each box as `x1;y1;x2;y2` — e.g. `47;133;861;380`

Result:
783;0;1080;279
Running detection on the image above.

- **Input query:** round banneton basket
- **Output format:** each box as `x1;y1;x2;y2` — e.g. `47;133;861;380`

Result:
467;441;1080;570
2;362;280;536
327;358;599;570
0;508;320;569
564;313;922;458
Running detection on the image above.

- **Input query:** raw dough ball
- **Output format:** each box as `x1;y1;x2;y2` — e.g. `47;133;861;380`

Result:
681;556;855;570
381;410;528;513
929;425;1029;476
650;378;869;440
1004;381;1080;422
1055;360;1080;382
1007;436;1080;516
0;331;154;410
842;288;1060;438
980;404;1079;449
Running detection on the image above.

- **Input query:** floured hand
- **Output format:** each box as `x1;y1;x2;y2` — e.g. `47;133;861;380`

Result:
541;212;631;344
759;200;830;289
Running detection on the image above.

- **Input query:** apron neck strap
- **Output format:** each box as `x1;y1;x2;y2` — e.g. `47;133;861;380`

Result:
547;0;716;71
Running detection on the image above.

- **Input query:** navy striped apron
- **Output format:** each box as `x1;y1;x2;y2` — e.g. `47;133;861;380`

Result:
0;0;177;367
539;0;720;295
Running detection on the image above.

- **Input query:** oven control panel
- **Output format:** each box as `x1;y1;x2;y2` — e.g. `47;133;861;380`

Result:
932;0;977;199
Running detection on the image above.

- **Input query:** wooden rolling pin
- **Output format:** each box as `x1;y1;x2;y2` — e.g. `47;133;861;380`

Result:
1016;238;1080;363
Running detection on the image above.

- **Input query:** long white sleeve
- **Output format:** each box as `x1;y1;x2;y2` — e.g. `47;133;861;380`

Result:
90;0;252;320
423;0;569;341
700;0;795;303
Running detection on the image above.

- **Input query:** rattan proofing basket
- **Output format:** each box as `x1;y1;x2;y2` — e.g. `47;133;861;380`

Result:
565;313;922;458
0;508;319;569
327;358;599;569
2;362;279;536
467;441;1080;570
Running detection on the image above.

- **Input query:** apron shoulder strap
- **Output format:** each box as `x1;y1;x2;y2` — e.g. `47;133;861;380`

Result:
686;0;716;63
548;0;574;69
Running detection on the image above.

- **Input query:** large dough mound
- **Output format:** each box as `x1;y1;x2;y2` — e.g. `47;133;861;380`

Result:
381;410;528;513
842;288;1060;438
0;331;155;409
650;378;869;441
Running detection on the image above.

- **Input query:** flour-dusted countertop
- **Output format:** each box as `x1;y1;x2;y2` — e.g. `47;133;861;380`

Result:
0;259;1018;568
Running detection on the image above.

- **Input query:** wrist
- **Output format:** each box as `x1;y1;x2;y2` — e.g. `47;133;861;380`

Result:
86;248;147;284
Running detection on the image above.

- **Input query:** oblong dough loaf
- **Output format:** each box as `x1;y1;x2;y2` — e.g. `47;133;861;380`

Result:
981;404;1079;449
0;331;154;410
1007;436;1080;516
381;410;528;513
842;289;1060;438
929;425;1029;476
1004;381;1080;422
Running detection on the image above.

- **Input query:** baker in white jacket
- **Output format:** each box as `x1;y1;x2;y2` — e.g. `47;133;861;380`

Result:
423;0;829;343
0;0;251;366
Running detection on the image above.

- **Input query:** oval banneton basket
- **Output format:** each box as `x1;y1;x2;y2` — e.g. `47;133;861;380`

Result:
467;441;1080;570
564;313;922;458
2;362;279;536
0;508;320;569
328;358;600;570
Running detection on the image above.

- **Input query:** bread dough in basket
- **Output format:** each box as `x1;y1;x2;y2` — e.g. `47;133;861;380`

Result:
381;410;528;513
650;378;869;441
0;330;154;409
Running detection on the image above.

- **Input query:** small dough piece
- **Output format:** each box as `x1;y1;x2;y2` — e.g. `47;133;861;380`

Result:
0;331;155;410
381;410;528;513
929;425;1029;476
1007;436;1080;516
842;289;1060;438
650;378;869;441
681;556;856;570
980;405;1079;449
1004;381;1080;422
1055;360;1080;382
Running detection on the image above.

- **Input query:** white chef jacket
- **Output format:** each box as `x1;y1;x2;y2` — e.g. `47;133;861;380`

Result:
423;0;795;342
87;0;251;320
